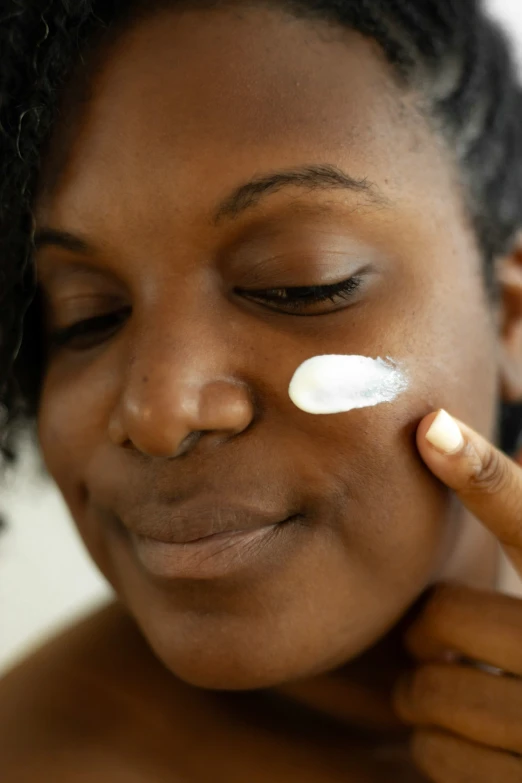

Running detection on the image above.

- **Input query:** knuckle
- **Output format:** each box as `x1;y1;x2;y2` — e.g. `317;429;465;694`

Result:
510;753;522;771
411;728;450;761
429;582;465;616
418;582;466;636
410;729;460;782
469;446;510;495
413;729;522;783
408;665;445;712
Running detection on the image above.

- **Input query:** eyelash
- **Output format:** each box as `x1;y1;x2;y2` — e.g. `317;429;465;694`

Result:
242;276;362;311
47;276;363;350
48;308;131;350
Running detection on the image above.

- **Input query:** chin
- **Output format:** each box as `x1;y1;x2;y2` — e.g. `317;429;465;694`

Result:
146;633;305;691
164;660;289;691
138;609;379;692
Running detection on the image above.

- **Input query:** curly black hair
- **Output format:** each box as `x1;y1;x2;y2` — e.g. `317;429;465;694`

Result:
1;0;522;495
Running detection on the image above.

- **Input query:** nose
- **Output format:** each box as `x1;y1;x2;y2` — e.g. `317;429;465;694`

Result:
108;323;256;459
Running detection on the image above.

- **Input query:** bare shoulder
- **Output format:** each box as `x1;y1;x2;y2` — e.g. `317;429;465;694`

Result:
0;601;186;781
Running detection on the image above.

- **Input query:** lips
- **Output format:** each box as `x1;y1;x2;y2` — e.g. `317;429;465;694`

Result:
121;503;299;580
121;502;292;544
130;523;288;580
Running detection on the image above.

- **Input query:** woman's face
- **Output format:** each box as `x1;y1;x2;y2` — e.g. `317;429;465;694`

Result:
34;5;502;689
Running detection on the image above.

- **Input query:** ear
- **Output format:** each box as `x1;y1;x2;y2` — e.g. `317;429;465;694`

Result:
496;231;522;403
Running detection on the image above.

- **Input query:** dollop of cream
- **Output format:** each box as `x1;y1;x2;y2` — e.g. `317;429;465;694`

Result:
288;355;408;415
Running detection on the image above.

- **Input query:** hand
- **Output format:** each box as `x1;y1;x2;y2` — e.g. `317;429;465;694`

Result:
392;409;522;782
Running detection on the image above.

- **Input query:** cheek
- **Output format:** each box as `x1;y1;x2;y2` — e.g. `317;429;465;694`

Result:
354;240;499;443
408;283;498;439
287;271;498;587
38;366;98;484
37;367;118;578
301;401;457;575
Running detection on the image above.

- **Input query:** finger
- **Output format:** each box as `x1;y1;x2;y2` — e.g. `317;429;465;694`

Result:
410;728;522;783
393;662;522;754
417;410;522;567
404;583;522;677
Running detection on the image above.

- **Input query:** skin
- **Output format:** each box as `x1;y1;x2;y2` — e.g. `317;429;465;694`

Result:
3;3;522;781
390;413;522;781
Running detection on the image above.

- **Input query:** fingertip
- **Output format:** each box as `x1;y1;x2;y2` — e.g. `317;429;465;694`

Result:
415;412;521;540
417;409;465;457
415;410;469;480
424;410;465;455
416;410;443;448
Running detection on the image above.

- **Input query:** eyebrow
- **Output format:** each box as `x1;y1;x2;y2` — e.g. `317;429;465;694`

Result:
33;163;388;254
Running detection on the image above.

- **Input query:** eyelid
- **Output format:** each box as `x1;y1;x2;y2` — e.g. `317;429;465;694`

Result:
46;307;131;351
231;253;368;290
36;260;127;297
237;273;367;316
239;260;374;289
42;290;127;323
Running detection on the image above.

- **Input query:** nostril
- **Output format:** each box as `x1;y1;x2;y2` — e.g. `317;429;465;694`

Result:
172;430;203;459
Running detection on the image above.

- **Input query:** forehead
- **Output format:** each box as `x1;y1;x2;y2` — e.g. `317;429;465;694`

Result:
34;5;451;240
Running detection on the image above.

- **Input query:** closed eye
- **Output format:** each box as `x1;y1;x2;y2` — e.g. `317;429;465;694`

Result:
46;274;365;352
47;307;131;351
238;275;364;314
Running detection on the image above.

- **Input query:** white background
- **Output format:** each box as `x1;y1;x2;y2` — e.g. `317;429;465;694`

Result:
2;0;522;675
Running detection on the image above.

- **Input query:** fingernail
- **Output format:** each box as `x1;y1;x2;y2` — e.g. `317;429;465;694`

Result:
425;410;465;454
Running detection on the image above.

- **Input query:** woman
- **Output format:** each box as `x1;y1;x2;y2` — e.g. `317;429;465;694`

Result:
1;0;522;780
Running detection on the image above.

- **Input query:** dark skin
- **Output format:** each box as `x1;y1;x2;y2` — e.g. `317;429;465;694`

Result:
3;4;522;781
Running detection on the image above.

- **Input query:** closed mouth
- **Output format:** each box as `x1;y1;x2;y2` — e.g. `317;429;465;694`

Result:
129;518;300;580
123;504;295;545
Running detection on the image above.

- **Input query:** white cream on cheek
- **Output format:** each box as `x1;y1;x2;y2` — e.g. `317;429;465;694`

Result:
288;355;409;415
